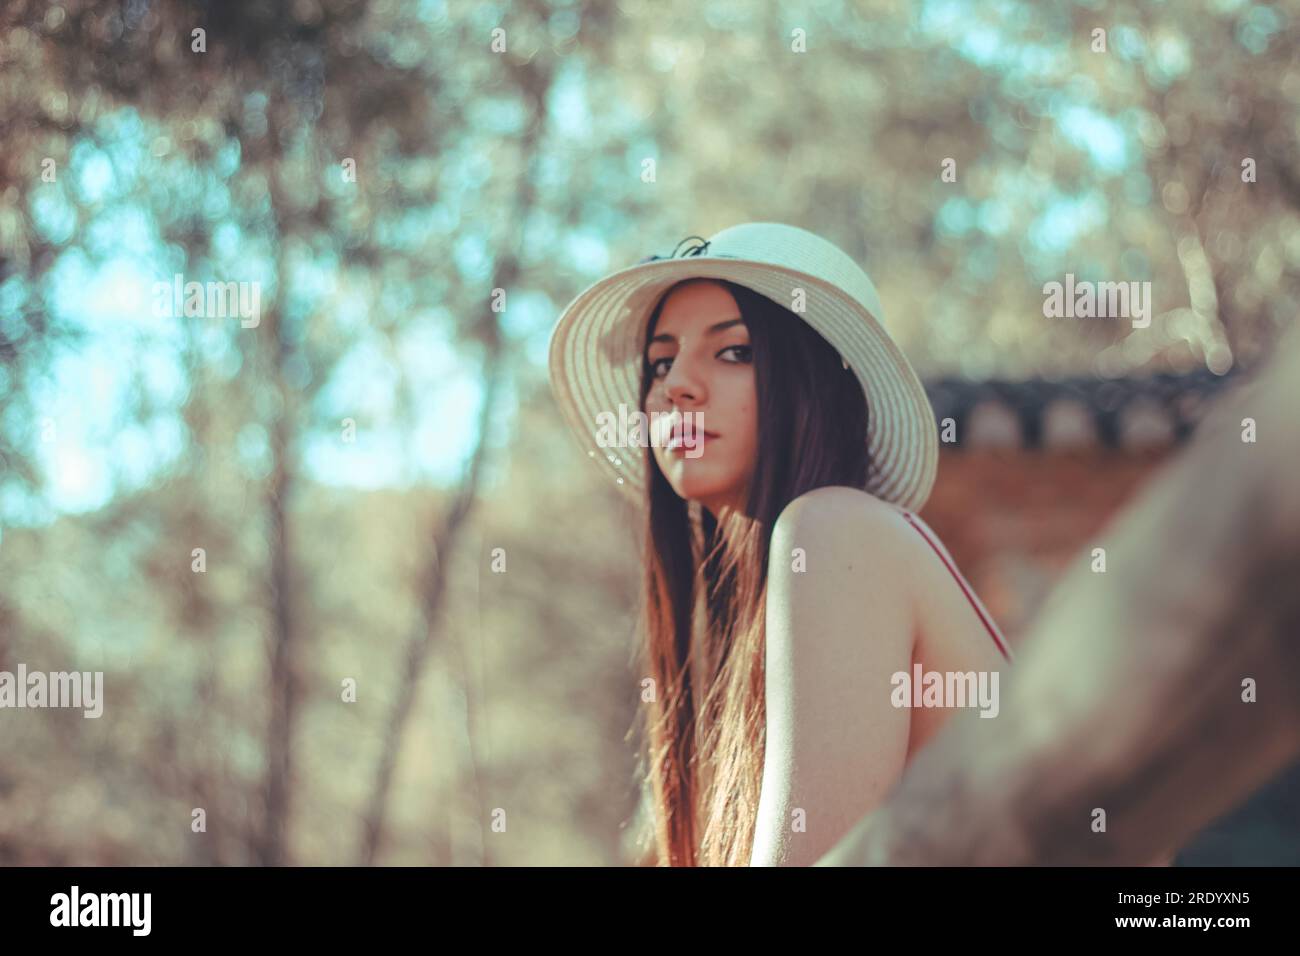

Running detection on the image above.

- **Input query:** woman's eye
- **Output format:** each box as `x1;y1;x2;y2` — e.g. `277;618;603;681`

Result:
648;346;749;378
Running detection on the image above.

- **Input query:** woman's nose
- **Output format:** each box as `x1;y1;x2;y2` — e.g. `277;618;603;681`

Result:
663;359;704;406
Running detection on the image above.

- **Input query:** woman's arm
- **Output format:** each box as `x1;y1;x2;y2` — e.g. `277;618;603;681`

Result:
750;486;918;866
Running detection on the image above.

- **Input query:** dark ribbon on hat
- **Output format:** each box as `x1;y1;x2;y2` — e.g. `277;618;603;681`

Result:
637;235;715;264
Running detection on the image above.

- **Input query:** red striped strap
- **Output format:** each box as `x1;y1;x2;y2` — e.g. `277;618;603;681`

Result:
898;510;1013;662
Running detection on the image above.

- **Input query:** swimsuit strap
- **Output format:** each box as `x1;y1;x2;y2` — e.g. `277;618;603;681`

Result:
896;509;1014;663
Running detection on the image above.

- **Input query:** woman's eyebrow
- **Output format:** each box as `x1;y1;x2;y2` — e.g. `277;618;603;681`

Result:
648;317;746;346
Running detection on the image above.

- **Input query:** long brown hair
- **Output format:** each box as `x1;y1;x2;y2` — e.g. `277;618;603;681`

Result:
634;277;871;866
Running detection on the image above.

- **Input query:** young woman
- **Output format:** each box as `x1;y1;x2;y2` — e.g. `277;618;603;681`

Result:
548;223;1012;866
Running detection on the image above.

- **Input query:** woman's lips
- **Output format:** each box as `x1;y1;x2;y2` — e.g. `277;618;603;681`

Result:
667;431;717;455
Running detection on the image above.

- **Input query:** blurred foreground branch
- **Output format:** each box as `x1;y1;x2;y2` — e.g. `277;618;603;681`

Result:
818;321;1300;866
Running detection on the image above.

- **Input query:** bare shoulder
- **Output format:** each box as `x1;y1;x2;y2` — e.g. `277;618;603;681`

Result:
767;485;926;620
770;485;923;563
764;484;918;677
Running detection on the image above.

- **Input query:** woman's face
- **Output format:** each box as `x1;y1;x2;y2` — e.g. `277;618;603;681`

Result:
643;280;759;517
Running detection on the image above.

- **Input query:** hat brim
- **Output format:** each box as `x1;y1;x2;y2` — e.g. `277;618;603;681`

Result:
547;256;938;511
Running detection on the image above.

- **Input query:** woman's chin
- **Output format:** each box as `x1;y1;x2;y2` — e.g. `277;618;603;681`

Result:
664;466;741;510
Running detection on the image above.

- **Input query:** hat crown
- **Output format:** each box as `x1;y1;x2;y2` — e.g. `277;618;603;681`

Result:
704;222;885;323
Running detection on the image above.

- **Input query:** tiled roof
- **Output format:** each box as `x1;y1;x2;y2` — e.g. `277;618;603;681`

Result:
924;368;1242;450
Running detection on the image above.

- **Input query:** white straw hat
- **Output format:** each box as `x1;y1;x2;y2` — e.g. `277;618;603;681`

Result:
546;222;938;511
